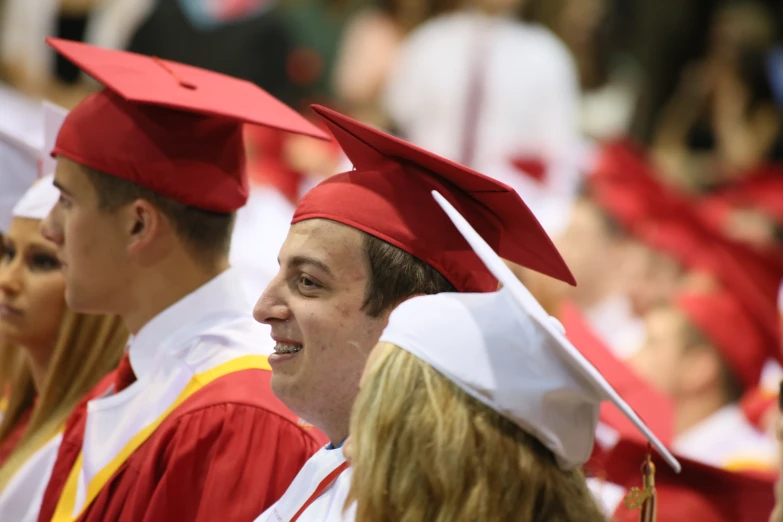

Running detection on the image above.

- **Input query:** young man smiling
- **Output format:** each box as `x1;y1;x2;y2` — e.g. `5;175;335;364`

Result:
35;39;331;522
253;105;576;521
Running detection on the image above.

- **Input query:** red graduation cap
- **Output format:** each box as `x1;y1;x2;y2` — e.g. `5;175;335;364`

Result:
293;105;575;292
592;142;782;349
560;302;675;446
740;385;778;430
46;37;329;212
701;165;783;226
603;438;776;522
675;288;780;389
588;141;670;232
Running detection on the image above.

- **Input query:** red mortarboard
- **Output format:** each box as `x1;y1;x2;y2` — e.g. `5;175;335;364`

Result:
702;166;783;225
292;105;575;291
592;142;782;348
560;302;675;446
740;385;778;429
603;438;775;522
46;38;329;212
676;288;780;388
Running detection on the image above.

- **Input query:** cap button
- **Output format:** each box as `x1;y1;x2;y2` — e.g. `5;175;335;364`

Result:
547;316;566;336
153;57;197;90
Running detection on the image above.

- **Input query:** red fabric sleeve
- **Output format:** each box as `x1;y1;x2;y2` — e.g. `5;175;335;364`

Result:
131;403;322;522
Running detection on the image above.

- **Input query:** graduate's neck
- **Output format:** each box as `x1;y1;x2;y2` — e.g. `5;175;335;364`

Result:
21;345;51;394
324;424;350;449
308;404;352;448
673;386;730;435
122;252;229;334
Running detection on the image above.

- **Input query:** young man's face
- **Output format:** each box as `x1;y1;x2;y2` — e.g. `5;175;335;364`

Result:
555;198;622;305
624;244;683;316
41;158;131;315
629;307;692;397
254;219;392;440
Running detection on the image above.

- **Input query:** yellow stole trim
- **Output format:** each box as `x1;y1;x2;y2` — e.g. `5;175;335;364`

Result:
52;355;271;522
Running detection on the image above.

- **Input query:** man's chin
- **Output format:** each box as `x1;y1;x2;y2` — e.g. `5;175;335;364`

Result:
269;374;308;416
65;288;104;315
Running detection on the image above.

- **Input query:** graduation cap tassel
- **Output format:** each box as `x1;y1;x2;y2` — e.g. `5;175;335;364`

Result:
623;443;658;522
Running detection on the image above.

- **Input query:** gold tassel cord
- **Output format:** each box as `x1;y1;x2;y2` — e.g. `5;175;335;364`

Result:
623;444;658;522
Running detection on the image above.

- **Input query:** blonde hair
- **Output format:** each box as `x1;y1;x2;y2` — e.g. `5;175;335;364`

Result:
347;343;607;522
0;307;127;490
0;342;30;409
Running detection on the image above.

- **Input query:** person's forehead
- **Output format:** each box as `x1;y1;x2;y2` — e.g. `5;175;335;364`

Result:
53;157;92;195
283;219;368;275
7;216;49;246
648;306;687;335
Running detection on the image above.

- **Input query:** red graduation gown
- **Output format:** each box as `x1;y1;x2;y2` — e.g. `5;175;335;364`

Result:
37;368;326;522
0;405;33;467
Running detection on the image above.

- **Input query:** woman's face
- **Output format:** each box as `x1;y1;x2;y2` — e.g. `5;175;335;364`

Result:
0;218;66;353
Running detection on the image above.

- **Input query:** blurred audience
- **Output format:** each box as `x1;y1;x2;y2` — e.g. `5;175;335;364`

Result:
333;0;454;126
652;1;782;192
384;0;582;236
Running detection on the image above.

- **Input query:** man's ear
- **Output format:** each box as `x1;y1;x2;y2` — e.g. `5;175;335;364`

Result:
124;199;164;255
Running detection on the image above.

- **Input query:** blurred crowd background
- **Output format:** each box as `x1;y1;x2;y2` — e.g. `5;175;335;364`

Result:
3;0;783;499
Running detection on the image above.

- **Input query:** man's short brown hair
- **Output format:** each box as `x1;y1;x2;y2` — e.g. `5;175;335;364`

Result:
361;233;456;317
82;167;235;268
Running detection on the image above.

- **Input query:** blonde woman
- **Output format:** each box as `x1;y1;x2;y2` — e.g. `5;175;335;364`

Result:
344;193;680;522
0;117;128;520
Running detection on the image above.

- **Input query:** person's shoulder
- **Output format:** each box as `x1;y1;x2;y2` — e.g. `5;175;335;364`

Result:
403;12;467;50
168;369;326;444
505;21;572;62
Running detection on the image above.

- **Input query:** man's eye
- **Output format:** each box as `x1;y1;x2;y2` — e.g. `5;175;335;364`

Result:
299;276;317;288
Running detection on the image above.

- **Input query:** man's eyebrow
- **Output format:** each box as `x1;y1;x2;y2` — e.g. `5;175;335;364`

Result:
53;180;72;196
288;255;333;277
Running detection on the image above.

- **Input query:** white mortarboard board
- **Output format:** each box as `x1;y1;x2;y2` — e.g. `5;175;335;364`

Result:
378;190;681;472
0;84;42;231
11;103;69;220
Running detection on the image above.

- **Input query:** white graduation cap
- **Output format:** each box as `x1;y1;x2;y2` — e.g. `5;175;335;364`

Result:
10;102;69;221
0;85;42;231
378;190;681;472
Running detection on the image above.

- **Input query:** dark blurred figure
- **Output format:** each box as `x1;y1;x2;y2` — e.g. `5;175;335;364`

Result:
528;0;641;141
332;0;455;128
651;0;782;193
128;0;299;106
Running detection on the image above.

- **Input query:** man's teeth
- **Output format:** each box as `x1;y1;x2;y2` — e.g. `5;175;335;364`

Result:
274;343;303;354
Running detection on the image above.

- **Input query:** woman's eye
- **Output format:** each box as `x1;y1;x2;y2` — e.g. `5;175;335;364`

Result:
0;247;14;264
30;254;61;271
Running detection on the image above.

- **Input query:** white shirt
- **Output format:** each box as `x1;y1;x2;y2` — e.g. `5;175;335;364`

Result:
584;294;647;360
586;476;627;519
384;11;581;236
126;268;274;378
0;433;62;522
672;404;777;471
230;184;296;305
73;269;274;516
255;446;356;522
0;83;41;232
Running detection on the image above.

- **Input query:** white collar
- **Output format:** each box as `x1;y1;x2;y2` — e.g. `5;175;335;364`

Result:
128;268;252;380
673;404;745;450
